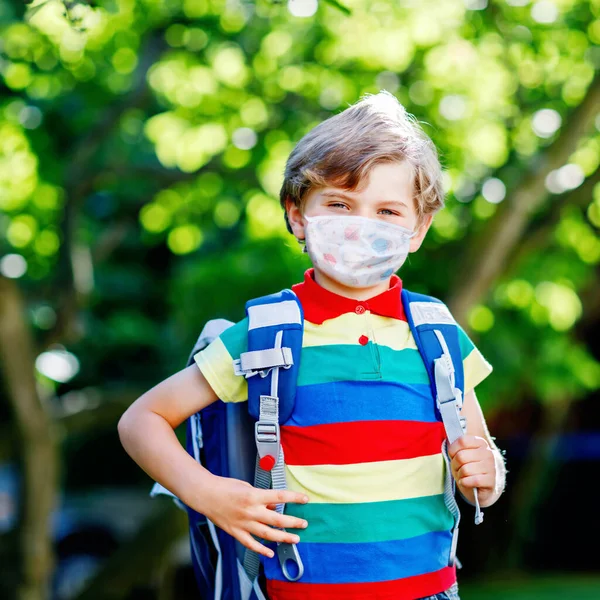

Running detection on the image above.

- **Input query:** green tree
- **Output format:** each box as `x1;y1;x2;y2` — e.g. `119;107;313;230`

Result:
1;0;599;597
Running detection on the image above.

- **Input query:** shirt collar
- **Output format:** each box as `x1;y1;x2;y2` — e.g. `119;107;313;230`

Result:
292;268;406;325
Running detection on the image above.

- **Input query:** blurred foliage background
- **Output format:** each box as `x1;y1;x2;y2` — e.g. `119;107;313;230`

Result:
1;0;600;598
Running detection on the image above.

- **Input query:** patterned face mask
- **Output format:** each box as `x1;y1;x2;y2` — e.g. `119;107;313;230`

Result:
303;214;417;288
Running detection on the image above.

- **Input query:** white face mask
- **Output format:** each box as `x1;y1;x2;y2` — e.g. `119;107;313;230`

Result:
303;214;417;288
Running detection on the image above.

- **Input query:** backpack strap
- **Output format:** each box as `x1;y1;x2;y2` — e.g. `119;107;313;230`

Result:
401;289;483;567
239;289;305;584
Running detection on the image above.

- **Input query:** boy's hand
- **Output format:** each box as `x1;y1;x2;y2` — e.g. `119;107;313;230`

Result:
200;475;309;558
448;435;497;506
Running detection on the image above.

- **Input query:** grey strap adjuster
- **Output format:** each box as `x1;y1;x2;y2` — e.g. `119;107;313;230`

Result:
434;358;464;415
255;406;280;472
233;347;294;378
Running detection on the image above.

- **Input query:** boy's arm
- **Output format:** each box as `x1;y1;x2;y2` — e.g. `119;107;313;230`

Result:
118;364;309;557
447;388;507;508
118;364;220;508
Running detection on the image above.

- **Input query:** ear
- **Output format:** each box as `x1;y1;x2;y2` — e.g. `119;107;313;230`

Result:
409;213;433;253
285;198;305;242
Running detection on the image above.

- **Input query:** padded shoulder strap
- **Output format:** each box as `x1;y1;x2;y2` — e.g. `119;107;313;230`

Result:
244;289;304;423
401;289;464;403
402;289;485;527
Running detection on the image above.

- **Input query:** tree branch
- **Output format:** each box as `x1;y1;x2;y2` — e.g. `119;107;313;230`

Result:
45;33;168;349
502;167;600;281
448;72;600;324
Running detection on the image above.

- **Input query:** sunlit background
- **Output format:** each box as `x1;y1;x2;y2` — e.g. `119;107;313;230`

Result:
1;0;600;598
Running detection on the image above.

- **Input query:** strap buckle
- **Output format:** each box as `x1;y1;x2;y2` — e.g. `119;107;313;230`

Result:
434;356;464;413
255;417;280;472
233;347;294;379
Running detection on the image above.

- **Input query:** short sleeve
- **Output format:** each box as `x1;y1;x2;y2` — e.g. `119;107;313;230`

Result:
456;324;493;394
193;317;249;403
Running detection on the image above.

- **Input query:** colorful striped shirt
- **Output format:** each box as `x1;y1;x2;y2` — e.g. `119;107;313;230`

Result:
194;269;493;600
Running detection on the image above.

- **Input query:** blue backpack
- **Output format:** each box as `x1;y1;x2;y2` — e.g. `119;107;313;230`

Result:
151;288;483;600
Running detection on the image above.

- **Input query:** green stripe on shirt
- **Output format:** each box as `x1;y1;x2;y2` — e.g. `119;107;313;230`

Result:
285;494;454;544
298;344;431;387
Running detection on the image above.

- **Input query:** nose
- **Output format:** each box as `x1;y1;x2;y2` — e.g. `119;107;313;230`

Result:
352;205;372;219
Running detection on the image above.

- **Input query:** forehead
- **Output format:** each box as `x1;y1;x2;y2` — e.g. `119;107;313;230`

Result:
357;161;414;194
314;161;415;204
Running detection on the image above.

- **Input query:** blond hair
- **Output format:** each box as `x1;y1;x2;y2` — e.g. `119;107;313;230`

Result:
279;90;445;232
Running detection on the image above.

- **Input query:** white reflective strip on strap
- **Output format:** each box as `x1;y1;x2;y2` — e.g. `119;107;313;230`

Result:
252;579;268;600
409;301;456;327
248;300;302;330
207;519;223;600
190;413;203;460
433;330;455;381
150;481;175;499
150;482;187;511
240;347;293;372
237;558;253;600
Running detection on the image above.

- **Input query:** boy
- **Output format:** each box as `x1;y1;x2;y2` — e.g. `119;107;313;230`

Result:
119;91;506;600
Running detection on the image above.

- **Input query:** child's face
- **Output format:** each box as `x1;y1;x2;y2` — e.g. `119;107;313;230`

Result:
287;160;433;255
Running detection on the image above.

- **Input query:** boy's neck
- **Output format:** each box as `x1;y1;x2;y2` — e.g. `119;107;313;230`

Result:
312;268;393;301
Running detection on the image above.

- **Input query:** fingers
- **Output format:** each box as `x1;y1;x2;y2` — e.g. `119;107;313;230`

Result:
458;474;490;489
451;443;495;483
448;435;489;458
259;507;308;531
455;460;488;480
237;531;276;558
452;448;485;467
259;489;309;506
455;459;495;491
451;449;493;478
247;522;301;546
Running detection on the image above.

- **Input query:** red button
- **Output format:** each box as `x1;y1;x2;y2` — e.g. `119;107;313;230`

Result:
355;305;366;315
359;335;369;346
259;455;276;471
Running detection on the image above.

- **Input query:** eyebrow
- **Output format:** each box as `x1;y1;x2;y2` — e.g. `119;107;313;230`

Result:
321;191;409;208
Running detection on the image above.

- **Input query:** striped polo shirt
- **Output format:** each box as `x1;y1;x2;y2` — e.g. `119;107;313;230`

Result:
194;269;493;600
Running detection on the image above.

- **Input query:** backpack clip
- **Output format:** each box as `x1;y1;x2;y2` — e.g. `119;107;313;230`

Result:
434;357;465;418
255;395;280;472
277;540;304;581
233;347;294;379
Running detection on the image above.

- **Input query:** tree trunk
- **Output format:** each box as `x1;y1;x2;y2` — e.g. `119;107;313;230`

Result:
0;277;59;600
448;72;600;324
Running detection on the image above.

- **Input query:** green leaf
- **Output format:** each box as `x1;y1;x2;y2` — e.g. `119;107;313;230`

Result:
321;0;352;16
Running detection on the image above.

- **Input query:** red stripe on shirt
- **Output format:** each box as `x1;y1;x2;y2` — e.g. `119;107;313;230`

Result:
280;420;446;466
266;565;456;600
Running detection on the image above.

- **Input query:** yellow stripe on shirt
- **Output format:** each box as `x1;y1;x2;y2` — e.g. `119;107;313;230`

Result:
194;315;492;403
194;337;248;404
285;453;446;504
463;347;493;393
303;312;417;352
